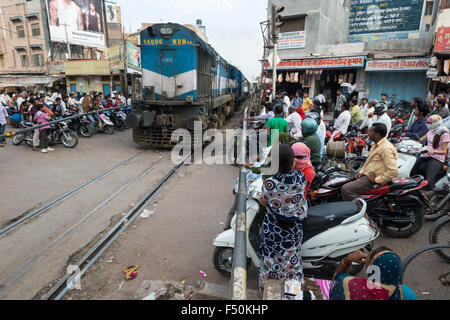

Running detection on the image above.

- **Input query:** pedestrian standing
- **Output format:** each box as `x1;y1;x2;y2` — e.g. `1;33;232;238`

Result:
29;98;41;151
0;102;9;147
334;89;346;119
34;104;54;153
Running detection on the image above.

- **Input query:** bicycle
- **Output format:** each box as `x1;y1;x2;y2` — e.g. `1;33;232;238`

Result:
428;214;450;262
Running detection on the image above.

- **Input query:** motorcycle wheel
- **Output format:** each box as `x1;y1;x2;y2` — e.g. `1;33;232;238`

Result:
212;247;252;278
103;125;114;135
12;133;23;145
379;207;424;238
79;124;94;138
61;130;79;148
425;194;450;221
428;215;450;262
24;131;34;147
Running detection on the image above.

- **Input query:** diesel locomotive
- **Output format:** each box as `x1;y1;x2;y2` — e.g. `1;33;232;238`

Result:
126;23;250;148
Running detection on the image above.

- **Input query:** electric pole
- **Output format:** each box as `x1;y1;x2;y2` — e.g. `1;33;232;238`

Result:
62;23;72;59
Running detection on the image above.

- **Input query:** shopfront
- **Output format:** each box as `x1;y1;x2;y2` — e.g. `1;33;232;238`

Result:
264;55;365;104
364;58;429;102
430;27;450;96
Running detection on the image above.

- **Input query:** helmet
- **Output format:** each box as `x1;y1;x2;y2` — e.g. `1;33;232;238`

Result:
306;112;321;126
302;118;318;135
374;103;386;116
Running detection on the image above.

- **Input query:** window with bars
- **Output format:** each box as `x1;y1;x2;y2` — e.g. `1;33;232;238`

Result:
31;23;40;36
20;54;29;67
32;54;44;67
16;25;25;38
280;17;305;33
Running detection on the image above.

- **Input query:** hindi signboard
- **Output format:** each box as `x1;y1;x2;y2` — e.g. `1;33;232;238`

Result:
264;56;365;70
435;27;450;53
46;0;105;48
278;31;306;50
349;0;425;42
366;58;429;71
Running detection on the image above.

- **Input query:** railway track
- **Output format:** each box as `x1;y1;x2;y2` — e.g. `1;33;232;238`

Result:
41;155;189;300
0;151;145;236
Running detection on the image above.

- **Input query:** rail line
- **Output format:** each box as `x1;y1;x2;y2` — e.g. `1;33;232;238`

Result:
41;155;189;300
0;151;145;236
0;158;162;295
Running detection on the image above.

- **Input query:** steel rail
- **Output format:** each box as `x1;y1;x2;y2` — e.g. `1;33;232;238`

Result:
42;154;190;300
0;151;144;236
0;160;161;293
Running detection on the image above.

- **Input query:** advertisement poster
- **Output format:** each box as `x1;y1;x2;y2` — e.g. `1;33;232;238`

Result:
349;0;425;42
127;42;141;72
46;0;105;48
278;31;306;50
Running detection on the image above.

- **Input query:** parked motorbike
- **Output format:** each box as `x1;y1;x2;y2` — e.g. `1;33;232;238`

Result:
213;179;378;280
63;113;94;138
308;166;429;238
105;109;126;131
47;120;79;148
12;120;35;146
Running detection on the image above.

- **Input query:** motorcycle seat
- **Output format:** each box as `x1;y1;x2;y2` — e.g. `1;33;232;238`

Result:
303;202;360;242
388;176;422;191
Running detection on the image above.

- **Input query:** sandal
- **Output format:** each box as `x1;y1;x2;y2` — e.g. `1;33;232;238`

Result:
123;265;139;281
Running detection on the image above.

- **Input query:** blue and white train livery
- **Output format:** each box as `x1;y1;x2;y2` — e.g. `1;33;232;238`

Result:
127;23;249;148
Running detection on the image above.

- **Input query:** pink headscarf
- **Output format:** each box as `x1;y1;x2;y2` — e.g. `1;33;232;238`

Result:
292;142;313;172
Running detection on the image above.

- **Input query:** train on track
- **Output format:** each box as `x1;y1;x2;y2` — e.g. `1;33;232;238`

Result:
126;23;250;148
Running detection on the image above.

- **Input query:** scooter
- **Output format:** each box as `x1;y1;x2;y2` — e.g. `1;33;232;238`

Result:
425;164;450;221
95;112;115;135
308;166;429;238
396;139;428;178
212;179;378;280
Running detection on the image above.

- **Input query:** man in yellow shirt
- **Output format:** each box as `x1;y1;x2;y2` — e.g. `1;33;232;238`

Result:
342;123;398;201
349;99;364;125
302;91;313;113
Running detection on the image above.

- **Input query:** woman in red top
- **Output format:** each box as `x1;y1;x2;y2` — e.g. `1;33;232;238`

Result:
297;106;306;120
291;142;315;196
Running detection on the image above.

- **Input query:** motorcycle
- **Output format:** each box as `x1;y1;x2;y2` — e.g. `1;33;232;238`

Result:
396;139;428;178
47;120;79;148
425;164;450;221
12;120;35;146
105;109;126;131
212;179;379;280
63;112;94;138
308;166;429;238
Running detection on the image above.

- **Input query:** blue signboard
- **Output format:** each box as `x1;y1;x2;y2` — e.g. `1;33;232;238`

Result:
349;0;425;40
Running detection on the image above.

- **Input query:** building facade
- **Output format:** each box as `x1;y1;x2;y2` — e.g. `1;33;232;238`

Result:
264;0;443;106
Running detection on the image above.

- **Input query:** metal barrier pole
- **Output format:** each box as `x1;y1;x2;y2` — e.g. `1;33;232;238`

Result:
229;107;248;300
0;107;125;139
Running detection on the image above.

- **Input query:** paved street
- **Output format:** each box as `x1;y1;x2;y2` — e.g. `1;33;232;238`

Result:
0;112;448;300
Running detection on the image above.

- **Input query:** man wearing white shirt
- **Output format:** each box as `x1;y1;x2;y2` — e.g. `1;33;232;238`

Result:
331;102;351;142
360;99;377;133
286;107;302;139
315;89;326;104
373;104;392;138
282;92;291;118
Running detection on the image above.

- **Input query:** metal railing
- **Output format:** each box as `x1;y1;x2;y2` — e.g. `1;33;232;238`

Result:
0;106;126;140
229;106;249;300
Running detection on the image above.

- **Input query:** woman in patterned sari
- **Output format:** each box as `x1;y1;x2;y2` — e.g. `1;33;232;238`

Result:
258;144;308;292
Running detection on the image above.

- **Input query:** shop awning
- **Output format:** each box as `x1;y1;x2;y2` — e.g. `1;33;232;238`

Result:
0;75;63;88
25;13;39;20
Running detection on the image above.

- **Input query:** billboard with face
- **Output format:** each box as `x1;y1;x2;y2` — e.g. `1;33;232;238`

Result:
46;0;105;48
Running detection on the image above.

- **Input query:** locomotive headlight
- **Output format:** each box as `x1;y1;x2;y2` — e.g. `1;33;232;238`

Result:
160;27;173;36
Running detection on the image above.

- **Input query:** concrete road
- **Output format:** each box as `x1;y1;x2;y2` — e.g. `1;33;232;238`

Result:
0;111;448;300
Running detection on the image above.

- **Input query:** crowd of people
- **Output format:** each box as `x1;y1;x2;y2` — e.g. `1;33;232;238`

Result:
233;87;450;300
0;89;132;152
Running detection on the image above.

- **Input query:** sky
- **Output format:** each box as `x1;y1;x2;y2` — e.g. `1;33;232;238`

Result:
115;0;268;81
